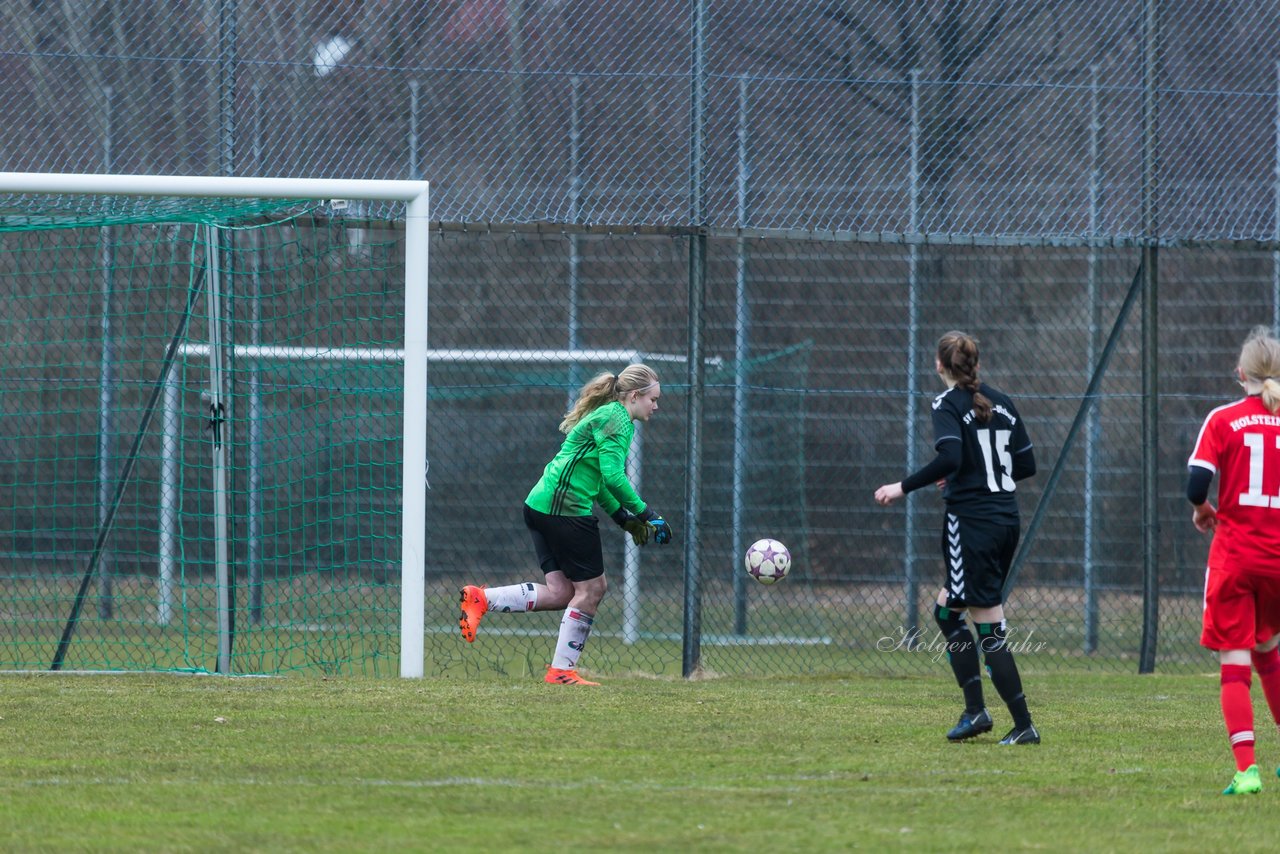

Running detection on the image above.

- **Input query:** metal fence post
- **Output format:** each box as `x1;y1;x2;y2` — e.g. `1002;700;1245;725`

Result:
1139;0;1162;674
683;0;707;677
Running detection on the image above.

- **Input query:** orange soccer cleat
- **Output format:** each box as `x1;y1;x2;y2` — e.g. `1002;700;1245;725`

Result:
544;666;600;686
458;585;487;643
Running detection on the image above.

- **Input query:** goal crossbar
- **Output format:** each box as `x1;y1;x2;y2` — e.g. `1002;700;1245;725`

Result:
0;171;427;204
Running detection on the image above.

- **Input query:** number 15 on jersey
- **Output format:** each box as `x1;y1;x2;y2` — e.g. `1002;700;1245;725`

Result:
977;428;1014;493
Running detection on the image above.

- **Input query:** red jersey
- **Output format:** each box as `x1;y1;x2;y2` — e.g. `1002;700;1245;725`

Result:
1189;395;1280;574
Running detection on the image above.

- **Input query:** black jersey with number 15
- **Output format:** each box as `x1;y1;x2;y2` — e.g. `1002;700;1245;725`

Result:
930;383;1033;524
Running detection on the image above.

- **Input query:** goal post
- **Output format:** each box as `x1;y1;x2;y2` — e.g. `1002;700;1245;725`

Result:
0;172;430;678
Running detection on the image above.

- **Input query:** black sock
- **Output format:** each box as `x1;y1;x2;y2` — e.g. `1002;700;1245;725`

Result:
935;604;984;714
977;621;1032;729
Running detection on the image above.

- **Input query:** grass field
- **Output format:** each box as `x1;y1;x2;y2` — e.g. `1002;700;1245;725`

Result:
5;669;1280;852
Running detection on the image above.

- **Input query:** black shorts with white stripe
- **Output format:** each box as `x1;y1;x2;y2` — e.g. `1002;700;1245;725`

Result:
939;511;1020;609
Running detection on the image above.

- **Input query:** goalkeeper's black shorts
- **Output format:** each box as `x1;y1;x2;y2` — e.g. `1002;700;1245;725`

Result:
524;504;605;582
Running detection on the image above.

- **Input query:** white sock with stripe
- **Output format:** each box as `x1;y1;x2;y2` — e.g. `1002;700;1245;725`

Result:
551;609;594;669
484;582;538;613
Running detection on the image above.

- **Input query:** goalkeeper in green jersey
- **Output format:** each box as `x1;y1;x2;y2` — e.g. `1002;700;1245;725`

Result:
458;364;673;685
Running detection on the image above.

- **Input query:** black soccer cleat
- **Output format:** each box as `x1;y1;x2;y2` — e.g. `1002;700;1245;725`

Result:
946;708;994;741
998;724;1041;745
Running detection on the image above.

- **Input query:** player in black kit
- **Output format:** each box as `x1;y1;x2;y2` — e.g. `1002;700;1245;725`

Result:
875;330;1040;745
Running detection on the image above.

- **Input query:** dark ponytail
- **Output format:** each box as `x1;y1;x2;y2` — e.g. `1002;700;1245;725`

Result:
938;330;992;423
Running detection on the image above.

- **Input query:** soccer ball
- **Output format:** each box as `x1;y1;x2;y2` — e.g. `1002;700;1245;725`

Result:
744;538;791;585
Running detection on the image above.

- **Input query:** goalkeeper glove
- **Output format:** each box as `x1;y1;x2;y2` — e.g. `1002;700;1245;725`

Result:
639;507;674;545
610;508;654;546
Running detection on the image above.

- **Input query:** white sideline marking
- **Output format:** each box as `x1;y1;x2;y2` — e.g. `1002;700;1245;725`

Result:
188;621;836;646
0;670;278;678
423;625;834;645
8;775;866;792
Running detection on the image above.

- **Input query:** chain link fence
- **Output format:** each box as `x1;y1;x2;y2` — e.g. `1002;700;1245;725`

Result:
2;1;1279;238
1;1;1277;674
0;219;1254;676
427;231;1254;678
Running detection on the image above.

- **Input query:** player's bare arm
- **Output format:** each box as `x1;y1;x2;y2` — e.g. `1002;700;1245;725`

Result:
1192;501;1217;534
874;482;904;505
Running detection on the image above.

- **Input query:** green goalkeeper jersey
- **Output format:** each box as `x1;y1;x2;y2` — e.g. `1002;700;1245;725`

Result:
525;401;646;517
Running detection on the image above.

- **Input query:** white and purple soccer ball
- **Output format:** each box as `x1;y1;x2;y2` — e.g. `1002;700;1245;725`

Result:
744;538;791;585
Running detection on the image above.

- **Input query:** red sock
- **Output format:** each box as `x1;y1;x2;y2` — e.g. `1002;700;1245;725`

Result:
1221;664;1256;771
1252;647;1280;729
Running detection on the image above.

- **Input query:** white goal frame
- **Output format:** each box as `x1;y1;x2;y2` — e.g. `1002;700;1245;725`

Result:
0;172;431;678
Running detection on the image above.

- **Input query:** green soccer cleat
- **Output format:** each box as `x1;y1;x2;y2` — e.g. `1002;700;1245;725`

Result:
1223;765;1262;796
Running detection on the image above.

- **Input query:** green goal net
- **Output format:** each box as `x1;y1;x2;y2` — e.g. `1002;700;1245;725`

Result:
0;176;428;675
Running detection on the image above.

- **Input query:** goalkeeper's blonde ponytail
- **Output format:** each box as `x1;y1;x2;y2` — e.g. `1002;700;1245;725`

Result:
559;364;660;433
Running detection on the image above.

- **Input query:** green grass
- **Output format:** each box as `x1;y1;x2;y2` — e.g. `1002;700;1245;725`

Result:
3;669;1280;852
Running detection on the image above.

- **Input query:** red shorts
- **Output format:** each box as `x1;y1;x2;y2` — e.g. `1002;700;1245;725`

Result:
1201;565;1280;650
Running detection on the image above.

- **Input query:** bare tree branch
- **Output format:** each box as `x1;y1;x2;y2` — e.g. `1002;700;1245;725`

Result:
836;56;907;122
967;0;1010;68
0;3;58;129
821;1;896;70
894;4;921;73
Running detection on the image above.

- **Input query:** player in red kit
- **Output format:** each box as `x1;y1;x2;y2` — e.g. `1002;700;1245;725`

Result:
1188;326;1280;795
